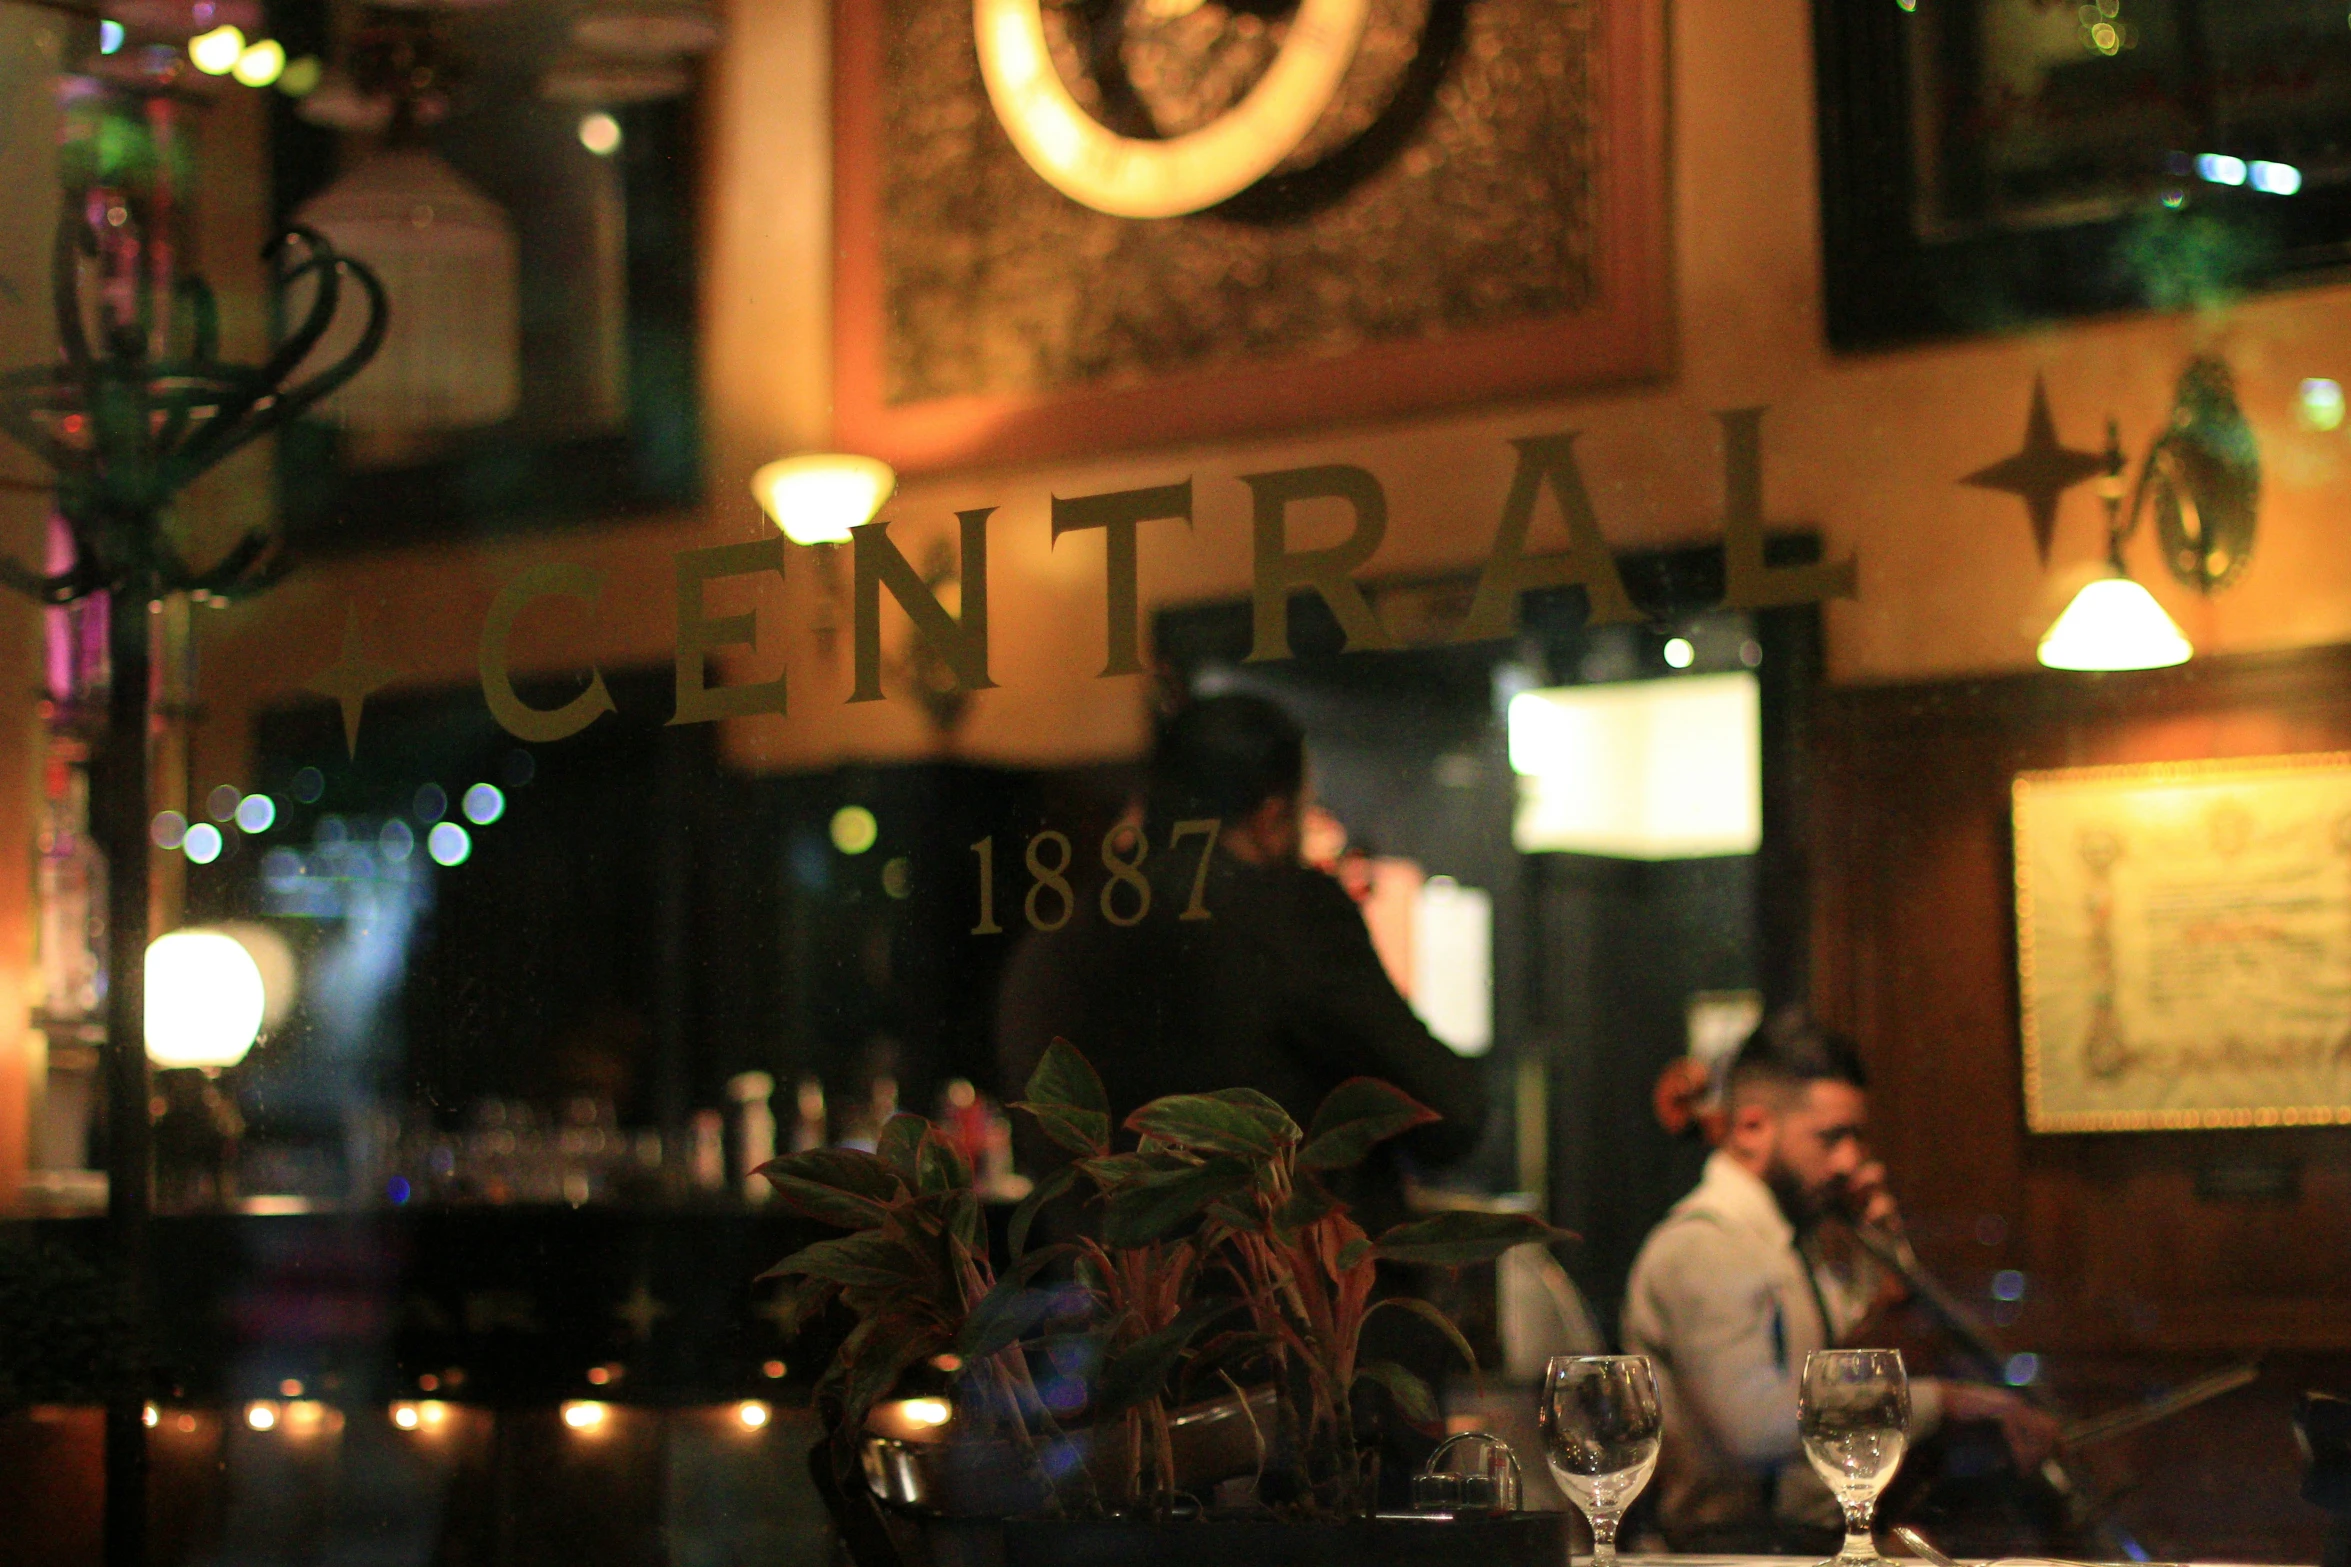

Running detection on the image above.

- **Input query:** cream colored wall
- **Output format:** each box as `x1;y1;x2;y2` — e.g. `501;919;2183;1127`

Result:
189;0;2351;795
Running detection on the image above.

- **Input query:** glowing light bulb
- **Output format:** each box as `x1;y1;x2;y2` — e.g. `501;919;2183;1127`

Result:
562;1400;609;1431
2037;575;2192;671
1662;636;1695;669
392;1403;421;1430
830;805;879;855
752;454;896;546
736;1400;771;1430
245;1401;279;1432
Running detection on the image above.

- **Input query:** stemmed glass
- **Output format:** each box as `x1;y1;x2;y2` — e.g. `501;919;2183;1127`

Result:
1538;1354;1662;1566
1798;1348;1911;1566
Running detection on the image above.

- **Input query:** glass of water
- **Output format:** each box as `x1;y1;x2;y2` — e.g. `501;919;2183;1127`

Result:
1538;1354;1662;1565
1798;1348;1911;1565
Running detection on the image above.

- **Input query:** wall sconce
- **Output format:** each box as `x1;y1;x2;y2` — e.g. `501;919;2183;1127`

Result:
751;453;895;545
2032;359;2256;671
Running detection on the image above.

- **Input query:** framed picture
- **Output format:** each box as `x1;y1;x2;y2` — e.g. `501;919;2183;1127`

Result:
834;0;1668;475
2014;753;2351;1133
1815;0;2351;350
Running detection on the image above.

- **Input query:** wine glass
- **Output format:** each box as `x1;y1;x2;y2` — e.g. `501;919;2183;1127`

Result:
1798;1348;1911;1565
1538;1354;1662;1565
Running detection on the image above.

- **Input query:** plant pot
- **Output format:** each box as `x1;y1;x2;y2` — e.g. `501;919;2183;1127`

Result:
862;1384;1280;1518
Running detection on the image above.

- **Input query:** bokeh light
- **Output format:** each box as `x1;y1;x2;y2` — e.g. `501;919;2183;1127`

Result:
561;1401;608;1431
151;811;187;850
209;785;242;822
184;823;224;864
188;24;244;74
1663;637;1695;669
235;793;277;834
232;37;285;87
291;766;326;803
414;784;448;822
579;112;623;156
736;1400;770;1430
380;819;415;862
245;1401;278;1431
2299;378;2345;431
145;929;267;1068
462;783;506;825
830;805;879;855
427;823;472;867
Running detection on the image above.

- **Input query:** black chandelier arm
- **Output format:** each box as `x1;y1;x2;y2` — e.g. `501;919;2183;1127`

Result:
253;247;388;426
175;274;219;369
0;547;106;606
176;529;292;601
50;214;95;382
248;228;364;398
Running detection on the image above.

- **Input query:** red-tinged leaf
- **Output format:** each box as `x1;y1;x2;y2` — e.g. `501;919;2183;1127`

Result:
1124;1092;1296;1159
753;1146;905;1203
1299;1078;1441;1171
1373;1211;1570;1268
1100;1156;1258;1248
1013;1038;1110;1157
768;1228;939;1293
1272;1182;1338;1238
1354;1360;1440;1429
1335;1236;1373;1273
1366;1296;1481;1375
876;1115;928;1182
916;1129;973;1195
1008;1163;1076;1258
760;1173;894;1231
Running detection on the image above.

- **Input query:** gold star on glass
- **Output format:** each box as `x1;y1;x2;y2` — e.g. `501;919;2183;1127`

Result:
1963;376;2108;564
306;609;401;759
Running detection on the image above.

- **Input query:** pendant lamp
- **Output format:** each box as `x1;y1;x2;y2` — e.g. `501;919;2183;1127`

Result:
294;149;519;437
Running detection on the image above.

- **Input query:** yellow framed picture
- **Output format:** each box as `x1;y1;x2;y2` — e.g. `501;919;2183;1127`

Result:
2015;753;2351;1132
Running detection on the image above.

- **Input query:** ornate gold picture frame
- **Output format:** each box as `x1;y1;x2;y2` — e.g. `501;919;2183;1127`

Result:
2015;753;2351;1133
833;0;1669;475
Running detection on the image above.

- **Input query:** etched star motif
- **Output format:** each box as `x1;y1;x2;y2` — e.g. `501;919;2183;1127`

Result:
1963;376;2109;564
614;1279;671;1343
305;608;400;759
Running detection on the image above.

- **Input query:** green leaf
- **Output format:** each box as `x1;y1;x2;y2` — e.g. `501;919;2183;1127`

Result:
767;1228;938;1293
1075;1151;1181;1191
1008;1163;1076;1258
754;1146;905;1204
916;1130;974;1195
1100;1156;1258;1248
1094;1301;1242;1417
1366;1296;1481;1375
750;1273;840;1338
1373;1211;1569;1268
1298;1078;1441;1171
876;1115;929;1183
1124;1092;1298;1159
1336;1236;1373;1272
1013;1038;1110;1157
1353;1360;1440;1427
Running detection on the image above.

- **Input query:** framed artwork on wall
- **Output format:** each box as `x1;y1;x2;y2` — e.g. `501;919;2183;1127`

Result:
1816;0;2351;350
833;0;1669;475
2014;753;2351;1133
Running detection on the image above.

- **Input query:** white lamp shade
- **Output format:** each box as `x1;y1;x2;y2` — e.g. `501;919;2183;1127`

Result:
752;454;896;545
146;930;268;1069
2037;575;2193;671
293;151;520;435
1508;673;1762;859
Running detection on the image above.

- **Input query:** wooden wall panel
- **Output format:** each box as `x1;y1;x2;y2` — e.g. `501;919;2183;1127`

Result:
1813;647;2351;1355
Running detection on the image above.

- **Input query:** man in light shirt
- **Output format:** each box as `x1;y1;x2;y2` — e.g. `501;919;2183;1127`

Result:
1623;1011;2058;1551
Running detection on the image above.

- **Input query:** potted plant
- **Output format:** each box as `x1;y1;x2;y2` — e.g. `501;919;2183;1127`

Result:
758;1041;1569;1566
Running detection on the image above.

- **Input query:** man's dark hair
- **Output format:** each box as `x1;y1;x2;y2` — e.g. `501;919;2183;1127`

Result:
1726;1007;1867;1108
1147;693;1305;824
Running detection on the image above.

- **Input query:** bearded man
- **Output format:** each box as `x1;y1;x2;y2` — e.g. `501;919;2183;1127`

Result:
1622;1010;2057;1551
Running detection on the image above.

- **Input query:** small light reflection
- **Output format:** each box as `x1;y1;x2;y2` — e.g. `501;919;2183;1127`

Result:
1991;1268;2026;1302
280;1379;304;1398
579;112;623;156
761;1359;788;1380
143;1403;159;1428
2004;1351;2042;1387
151;812;187;850
2299;378;2345;431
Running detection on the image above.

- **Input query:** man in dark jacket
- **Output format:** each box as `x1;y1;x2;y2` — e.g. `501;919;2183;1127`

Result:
995;693;1488;1223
